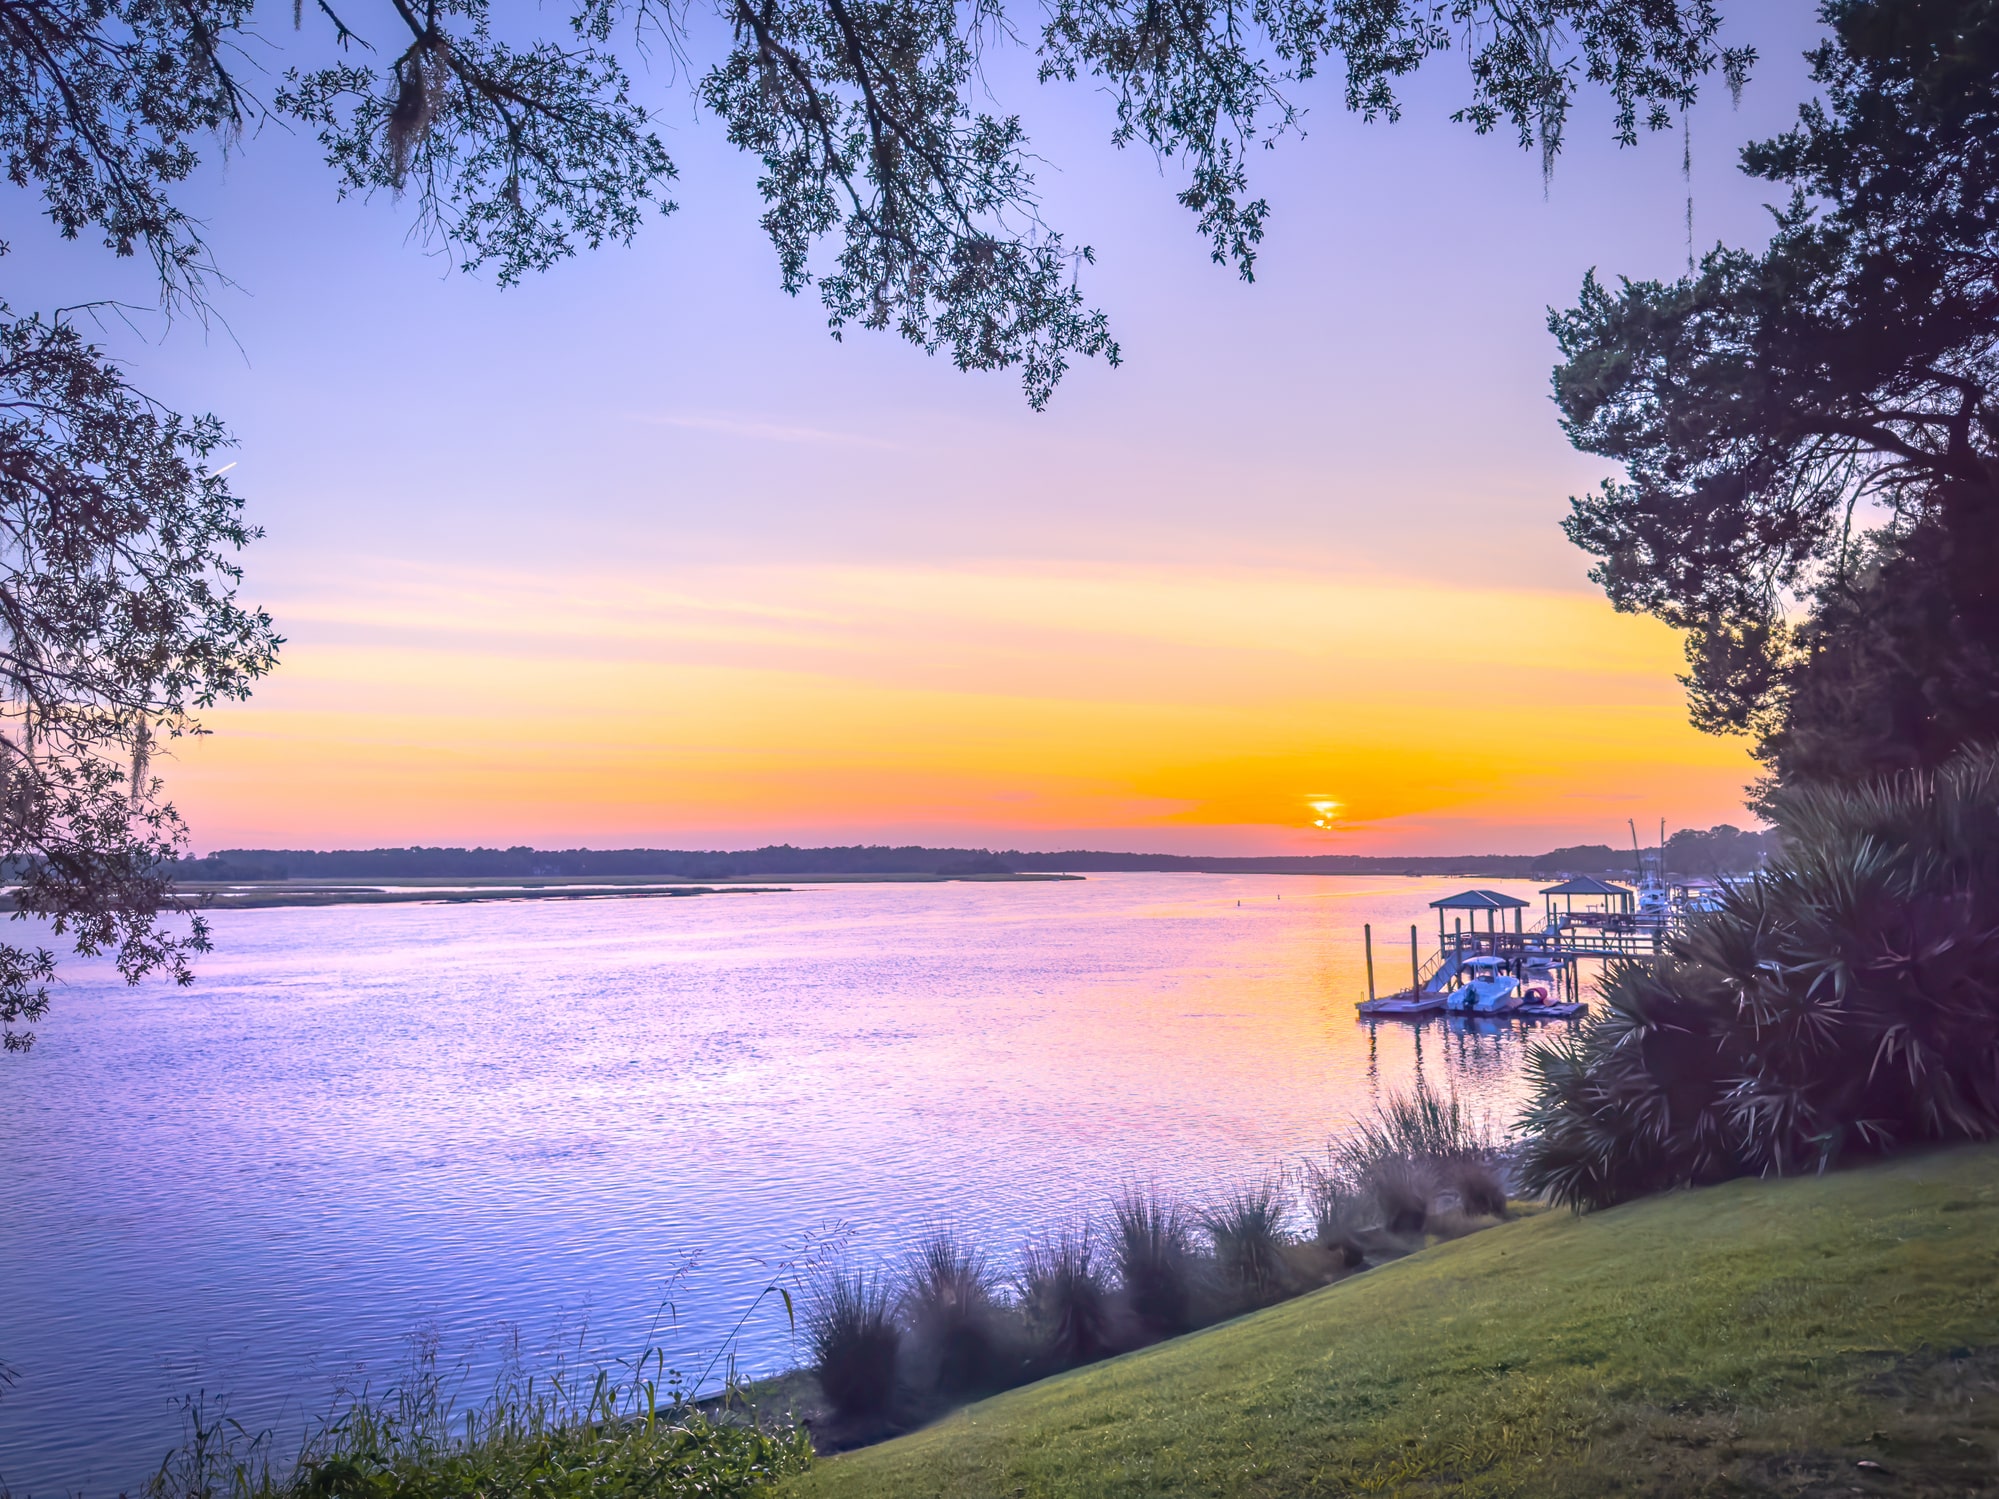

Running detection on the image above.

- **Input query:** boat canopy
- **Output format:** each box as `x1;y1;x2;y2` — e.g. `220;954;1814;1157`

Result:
1429;889;1529;911
1431;888;1529;938
1541;873;1637;919
1538;877;1634;898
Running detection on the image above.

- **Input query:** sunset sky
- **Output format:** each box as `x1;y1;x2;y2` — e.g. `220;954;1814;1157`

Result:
10;4;1822;855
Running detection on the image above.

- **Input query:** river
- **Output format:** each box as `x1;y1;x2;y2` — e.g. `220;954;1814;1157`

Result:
0;872;1572;1493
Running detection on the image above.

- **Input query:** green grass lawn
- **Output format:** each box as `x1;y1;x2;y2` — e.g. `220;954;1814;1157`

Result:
781;1144;1999;1497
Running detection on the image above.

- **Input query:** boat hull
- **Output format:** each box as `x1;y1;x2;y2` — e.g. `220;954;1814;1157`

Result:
1515;1000;1588;1019
1356;992;1445;1016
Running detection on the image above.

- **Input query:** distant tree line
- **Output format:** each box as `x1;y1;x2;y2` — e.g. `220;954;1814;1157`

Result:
1535;825;1777;879
170;829;1774;883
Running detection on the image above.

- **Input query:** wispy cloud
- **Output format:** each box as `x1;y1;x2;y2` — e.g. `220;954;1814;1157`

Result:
634;411;904;450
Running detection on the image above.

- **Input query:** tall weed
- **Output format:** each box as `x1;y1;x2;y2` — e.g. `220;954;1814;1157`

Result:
143;1327;808;1499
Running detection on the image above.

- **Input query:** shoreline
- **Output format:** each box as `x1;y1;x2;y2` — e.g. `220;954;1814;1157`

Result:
139;872;1083;911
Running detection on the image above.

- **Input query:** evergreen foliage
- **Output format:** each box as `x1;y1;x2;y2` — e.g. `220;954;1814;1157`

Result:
1552;0;1999;788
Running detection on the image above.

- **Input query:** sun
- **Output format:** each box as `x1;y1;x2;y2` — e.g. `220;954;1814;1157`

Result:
1307;797;1345;830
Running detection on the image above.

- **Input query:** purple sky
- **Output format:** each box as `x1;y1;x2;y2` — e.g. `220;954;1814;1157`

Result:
7;2;1826;853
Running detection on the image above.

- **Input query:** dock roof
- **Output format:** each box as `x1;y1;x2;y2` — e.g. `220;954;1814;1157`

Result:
1539;876;1634;897
1429;888;1529;910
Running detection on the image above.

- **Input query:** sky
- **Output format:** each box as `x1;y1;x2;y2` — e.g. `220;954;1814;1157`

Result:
8;2;1830;855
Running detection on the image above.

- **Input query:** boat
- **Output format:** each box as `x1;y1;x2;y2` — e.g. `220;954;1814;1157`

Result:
1445;956;1523;1014
1674;878;1726;915
1356;989;1446;1016
1631;817;1672;917
1515;985;1588;1019
1517;1000;1588;1018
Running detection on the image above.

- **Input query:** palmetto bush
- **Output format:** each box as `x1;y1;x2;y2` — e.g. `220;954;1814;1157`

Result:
1520;746;1999;1211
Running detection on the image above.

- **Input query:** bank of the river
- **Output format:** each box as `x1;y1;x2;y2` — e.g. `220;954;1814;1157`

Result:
782;1143;1999;1497
45;872;1082;911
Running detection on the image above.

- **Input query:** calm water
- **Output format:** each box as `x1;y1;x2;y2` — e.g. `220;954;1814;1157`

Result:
0;873;1571;1494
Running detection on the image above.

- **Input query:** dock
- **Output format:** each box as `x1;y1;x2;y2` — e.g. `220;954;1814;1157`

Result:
1355;873;1706;1018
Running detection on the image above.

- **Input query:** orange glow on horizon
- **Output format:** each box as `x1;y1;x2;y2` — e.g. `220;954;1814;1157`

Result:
165;557;1759;855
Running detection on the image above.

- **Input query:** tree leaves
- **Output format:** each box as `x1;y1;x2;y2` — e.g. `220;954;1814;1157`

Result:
0;306;280;1048
1550;0;1999;781
0;0;256;303
9;0;1749;402
278;3;677;286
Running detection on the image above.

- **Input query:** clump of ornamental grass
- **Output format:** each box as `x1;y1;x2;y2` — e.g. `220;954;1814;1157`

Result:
1326;1084;1507;1238
805;1267;901;1422
1300;1156;1370;1267
1345;1084;1493;1167
1110;1185;1196;1337
1363;1153;1437;1237
1015;1223;1110;1368
1439;1154;1510;1219
897;1229;1012;1396
1199;1177;1294;1308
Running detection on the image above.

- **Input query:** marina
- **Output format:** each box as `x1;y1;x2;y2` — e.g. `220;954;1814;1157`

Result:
1355;855;1725;1020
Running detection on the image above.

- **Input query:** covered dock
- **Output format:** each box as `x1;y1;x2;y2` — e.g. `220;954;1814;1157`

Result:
1430;888;1529;943
1539;875;1634;923
1538;875;1670;958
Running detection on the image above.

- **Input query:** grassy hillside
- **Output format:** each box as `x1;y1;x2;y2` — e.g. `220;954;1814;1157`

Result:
782;1145;1999;1497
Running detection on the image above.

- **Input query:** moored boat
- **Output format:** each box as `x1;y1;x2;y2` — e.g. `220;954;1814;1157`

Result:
1356;989;1446;1016
1445;955;1523;1014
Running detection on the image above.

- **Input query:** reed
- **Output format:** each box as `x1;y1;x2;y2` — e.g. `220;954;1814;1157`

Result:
896;1229;1012;1396
1299;1156;1370;1265
1363;1154;1437;1237
1340;1085;1493;1172
130;1090;1524;1491
1439;1155;1509;1219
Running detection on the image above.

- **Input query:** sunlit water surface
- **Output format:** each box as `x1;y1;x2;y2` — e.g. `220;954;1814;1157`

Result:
0;873;1576;1493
